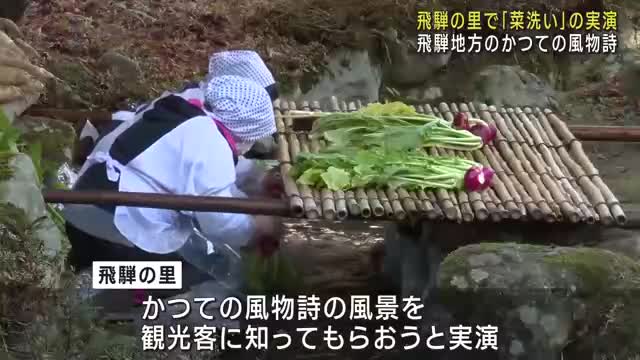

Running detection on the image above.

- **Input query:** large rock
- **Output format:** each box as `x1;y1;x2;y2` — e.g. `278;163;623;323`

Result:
619;9;640;50
380;28;451;87
0;19;52;121
380;221;603;301
45;56;98;108
468;65;558;109
14;115;76;186
620;49;640;105
297;49;383;109
0;153;67;290
437;243;640;359
596;228;640;260
97;50;143;97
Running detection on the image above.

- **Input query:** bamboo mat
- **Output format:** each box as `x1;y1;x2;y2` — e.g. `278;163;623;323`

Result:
274;97;627;226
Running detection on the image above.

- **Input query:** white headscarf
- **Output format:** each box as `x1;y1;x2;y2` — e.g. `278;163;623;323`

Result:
205;75;276;143
207;50;275;88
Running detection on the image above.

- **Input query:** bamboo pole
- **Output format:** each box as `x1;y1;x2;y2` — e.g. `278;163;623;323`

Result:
534;109;615;225
478;104;555;222
43;190;291;216
438;103;484;221
522;107;597;223
329;96;361;218
503;108;579;222
568;125;640;142
279;101;319;219
274;101;305;217
521;107;594;222
30;106;640;142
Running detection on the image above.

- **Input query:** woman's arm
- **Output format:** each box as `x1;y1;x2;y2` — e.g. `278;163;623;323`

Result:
192;184;257;249
235;156;267;196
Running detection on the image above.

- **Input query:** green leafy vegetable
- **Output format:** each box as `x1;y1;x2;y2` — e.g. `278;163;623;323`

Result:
357;101;418;116
310;112;483;152
320;166;351;190
291;148;483;191
293;101;496;193
297;168;324;185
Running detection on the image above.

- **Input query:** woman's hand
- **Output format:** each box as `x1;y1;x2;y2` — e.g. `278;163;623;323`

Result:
251;215;283;257
261;168;284;199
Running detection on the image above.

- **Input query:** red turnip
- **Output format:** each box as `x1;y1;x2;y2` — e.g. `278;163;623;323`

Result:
464;166;495;192
469;123;497;145
256;235;280;258
453;112;469;129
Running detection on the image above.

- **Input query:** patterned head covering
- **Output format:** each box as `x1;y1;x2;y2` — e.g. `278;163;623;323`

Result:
205;75;276;143
208;50;275;88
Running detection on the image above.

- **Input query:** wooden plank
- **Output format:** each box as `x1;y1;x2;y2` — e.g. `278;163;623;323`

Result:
43;190;292;216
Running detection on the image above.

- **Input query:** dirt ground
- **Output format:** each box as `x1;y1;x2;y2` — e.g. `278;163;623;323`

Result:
19;0;416;108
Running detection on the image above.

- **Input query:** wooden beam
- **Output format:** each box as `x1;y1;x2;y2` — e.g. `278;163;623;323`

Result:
43;190;292;217
289;118;640;142
617;203;640;229
568;126;640;142
24;108;640;143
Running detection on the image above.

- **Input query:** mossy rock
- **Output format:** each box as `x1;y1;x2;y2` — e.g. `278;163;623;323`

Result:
0;201;64;288
436;242;640;359
15;115;75;167
2;275;148;359
0;153;67;289
45;57;99;106
83;328;141;359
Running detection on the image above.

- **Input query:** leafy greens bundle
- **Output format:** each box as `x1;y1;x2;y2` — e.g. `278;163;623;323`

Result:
291;148;493;192
310;102;484;152
292;102;496;193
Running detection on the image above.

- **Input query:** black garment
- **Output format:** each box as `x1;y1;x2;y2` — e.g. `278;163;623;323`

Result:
67;95;238;270
66;221;182;271
66;221;217;310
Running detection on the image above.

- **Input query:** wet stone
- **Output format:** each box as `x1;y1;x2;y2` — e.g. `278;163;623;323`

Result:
469;269;489;283
467;253;502;267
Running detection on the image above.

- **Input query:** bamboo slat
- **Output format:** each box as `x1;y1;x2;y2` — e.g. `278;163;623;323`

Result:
534;109;615;224
352;100;406;220
334;98;373;218
277;100;318;219
276;97;626;225
543;109;626;224
273;100;305;217
459;103;520;220
521;107;595;223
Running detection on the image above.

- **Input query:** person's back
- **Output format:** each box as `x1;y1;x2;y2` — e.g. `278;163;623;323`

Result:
76;50;280;166
63;75;279;272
